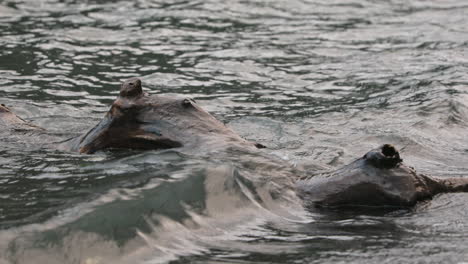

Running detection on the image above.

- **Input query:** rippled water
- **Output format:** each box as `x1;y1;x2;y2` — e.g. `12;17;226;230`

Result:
1;0;468;263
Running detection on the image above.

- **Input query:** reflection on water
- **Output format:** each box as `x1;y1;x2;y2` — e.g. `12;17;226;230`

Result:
1;0;468;263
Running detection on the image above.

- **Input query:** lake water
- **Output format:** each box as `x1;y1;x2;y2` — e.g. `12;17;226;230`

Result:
1;0;468;263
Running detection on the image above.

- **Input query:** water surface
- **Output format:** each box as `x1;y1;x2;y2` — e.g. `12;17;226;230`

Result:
1;0;468;263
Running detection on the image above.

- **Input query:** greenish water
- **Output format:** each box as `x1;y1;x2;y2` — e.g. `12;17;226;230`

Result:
1;0;468;263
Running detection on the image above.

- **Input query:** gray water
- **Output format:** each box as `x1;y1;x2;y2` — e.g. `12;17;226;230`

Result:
1;0;468;263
